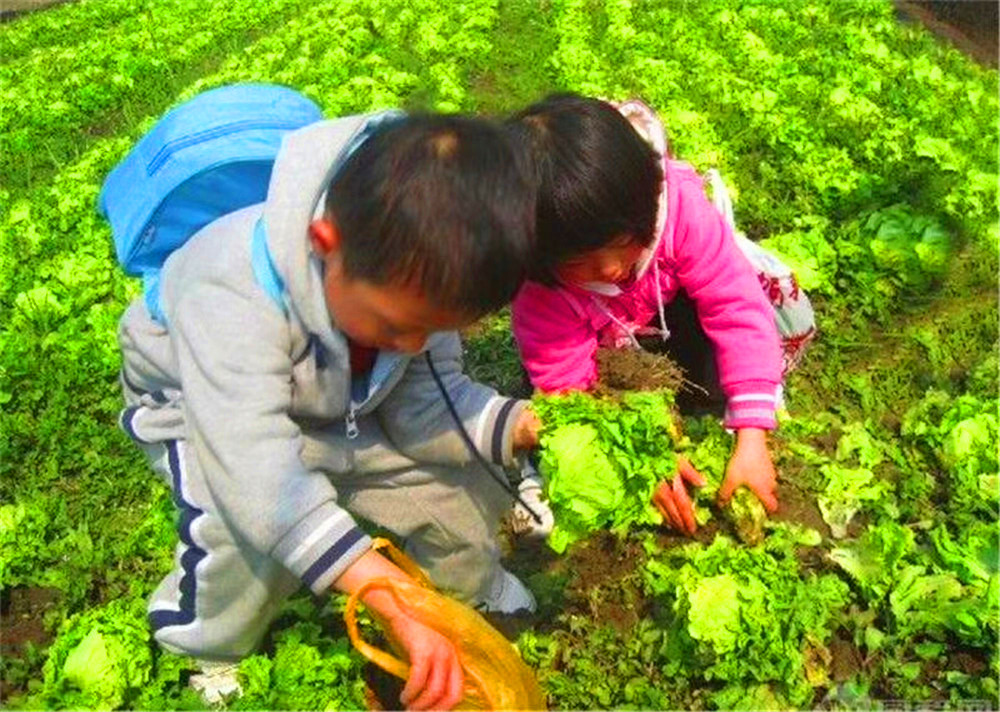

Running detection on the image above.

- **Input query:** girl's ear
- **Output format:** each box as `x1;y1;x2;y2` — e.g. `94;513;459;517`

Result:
308;218;341;257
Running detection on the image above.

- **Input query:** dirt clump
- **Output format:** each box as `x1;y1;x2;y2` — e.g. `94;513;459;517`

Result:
594;347;685;396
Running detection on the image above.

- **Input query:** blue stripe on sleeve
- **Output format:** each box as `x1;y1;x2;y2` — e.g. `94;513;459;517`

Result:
301;527;366;589
491;399;518;463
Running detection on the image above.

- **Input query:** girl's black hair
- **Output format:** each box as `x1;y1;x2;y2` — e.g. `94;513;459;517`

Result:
507;93;663;286
326;114;534;317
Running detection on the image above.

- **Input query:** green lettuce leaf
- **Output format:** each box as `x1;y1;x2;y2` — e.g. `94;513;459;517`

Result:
38;598;152;710
686;574;741;654
534;391;677;552
540;423;623;553
817;464;893;538
829;520;916;601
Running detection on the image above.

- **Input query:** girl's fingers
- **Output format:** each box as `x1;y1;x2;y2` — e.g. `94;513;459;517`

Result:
656;486;685;533
677;457;707;487
717;475;737;506
751;480;780;513
672;475;697;535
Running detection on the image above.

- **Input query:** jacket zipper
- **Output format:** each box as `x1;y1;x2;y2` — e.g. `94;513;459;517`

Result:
344;402;360;440
342;355;409;439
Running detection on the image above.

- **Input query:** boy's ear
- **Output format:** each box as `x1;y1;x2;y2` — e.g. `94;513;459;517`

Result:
308;218;341;258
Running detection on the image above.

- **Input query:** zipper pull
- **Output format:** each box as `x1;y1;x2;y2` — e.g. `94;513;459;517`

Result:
345;404;360;440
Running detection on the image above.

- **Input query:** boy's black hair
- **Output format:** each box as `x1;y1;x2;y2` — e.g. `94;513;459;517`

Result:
507;93;663;286
326;114;534;317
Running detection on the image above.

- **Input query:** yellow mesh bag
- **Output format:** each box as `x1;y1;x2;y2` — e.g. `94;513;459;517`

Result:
344;538;547;711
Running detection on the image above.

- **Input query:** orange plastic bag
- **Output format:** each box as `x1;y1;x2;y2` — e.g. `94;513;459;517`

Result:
344;538;547;711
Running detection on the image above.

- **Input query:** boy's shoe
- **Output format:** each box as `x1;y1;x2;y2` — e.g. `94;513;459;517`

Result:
190;660;242;705
480;568;537;615
509;460;554;540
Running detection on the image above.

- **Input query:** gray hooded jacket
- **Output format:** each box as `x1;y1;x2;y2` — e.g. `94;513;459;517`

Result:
118;112;528;596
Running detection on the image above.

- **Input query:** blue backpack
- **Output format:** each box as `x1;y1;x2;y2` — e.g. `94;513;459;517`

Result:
98;83;324;322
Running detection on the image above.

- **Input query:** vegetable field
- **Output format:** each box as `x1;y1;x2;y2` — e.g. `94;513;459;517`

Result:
1;0;997;709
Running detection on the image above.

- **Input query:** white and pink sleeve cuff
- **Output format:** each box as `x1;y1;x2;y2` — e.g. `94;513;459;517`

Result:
723;381;780;430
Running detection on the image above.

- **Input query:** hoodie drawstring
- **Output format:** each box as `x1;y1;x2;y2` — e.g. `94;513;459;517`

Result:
592;300;644;349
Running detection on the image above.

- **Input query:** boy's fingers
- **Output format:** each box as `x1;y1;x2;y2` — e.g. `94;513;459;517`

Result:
408;650;448;710
400;651;431;707
677;457;707;487
672;475;697;535
439;657;464;710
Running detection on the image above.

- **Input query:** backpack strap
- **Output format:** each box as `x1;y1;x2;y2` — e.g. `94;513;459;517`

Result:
145;273;166;323
251;218;288;315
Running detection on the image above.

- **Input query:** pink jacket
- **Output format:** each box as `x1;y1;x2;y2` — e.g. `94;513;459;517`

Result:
512;159;783;430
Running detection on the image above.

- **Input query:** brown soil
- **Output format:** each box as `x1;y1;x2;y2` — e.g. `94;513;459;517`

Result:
829;634;864;683
773;481;831;540
0;587;59;655
898;1;998;67
559;531;650;632
0;587;61;701
948;648;989;676
0;0;73;22
504;528;653;636
594;347;685;397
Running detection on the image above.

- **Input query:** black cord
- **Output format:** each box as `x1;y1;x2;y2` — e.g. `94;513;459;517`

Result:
424;351;543;524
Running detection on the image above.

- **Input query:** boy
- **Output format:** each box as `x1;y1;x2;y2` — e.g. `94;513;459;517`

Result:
117;111;541;710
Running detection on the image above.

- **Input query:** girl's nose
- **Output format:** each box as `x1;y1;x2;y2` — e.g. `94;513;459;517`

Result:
598;261;621;282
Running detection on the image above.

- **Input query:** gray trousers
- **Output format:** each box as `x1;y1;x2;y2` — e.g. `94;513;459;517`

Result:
127;390;509;660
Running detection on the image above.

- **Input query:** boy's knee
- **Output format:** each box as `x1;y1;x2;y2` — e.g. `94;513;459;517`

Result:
409;536;500;604
152;620;258;661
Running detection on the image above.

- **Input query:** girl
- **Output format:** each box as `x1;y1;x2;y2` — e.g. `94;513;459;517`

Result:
508;94;815;536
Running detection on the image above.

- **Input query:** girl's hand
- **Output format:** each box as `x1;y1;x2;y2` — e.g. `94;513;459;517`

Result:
389;615;464;711
717;428;779;513
652;457;707;536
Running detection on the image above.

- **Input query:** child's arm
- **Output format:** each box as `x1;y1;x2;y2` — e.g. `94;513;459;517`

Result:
376;331;535;468
668;165;783;431
334;551;464;710
666;166;784;512
511;280;600;393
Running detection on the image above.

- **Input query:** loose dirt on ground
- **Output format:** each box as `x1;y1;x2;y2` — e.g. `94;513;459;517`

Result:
0;587;60;700
0;0;71;20
594;346;685;396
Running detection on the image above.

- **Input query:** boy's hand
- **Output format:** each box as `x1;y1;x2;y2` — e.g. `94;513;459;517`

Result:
718;428;779;513
334;550;464;710
390;615;464;710
652;457;707;536
512;408;542;451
